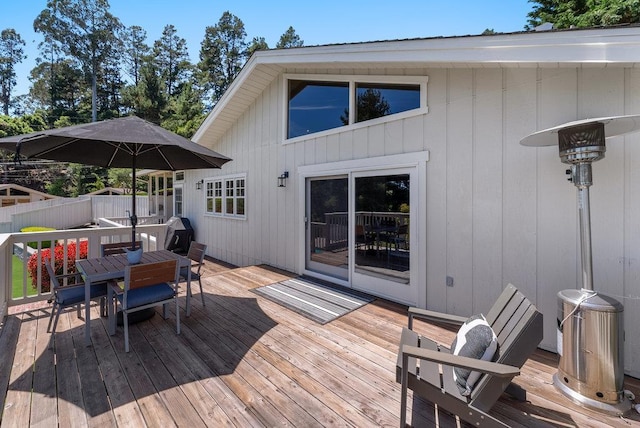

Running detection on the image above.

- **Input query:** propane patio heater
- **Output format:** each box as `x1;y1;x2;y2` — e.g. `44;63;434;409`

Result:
521;114;640;415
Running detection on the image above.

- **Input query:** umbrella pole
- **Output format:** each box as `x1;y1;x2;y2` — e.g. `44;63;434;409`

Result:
131;153;138;250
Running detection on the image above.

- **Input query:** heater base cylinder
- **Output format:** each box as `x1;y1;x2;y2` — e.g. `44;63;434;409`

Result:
555;289;630;415
553;373;632;415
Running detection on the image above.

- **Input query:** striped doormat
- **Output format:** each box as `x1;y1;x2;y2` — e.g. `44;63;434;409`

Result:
252;277;374;324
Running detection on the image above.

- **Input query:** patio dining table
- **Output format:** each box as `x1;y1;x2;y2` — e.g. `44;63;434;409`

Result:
76;249;191;346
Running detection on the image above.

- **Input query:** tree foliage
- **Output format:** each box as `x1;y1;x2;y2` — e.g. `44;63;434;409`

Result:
0;29;27;115
121;25;149;85
526;0;640;29
5;8;315;193
198;11;248;106
276;26;304;49
34;0;123;121
153;25;192;98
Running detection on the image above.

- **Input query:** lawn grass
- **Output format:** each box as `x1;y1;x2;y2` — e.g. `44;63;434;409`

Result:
12;255;36;298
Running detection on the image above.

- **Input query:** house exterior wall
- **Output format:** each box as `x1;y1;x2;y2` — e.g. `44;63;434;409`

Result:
186;66;640;376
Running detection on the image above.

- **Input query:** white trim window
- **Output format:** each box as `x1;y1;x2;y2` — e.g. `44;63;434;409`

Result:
174;185;183;217
284;74;428;142
205;174;246;218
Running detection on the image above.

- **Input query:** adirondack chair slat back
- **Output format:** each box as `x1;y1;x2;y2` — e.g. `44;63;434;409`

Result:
469;284;543;406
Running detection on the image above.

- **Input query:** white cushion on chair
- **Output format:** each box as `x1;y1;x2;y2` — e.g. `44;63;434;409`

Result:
451;313;498;396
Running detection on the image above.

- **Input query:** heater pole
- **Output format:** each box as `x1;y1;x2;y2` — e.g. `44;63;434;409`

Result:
571;161;595;291
577;185;594;291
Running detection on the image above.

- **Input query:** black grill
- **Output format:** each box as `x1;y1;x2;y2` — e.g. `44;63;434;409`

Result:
165;216;194;254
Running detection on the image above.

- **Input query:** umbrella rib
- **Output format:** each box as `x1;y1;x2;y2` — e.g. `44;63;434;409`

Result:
105;141;135;167
26;138;79;158
136;144;175;170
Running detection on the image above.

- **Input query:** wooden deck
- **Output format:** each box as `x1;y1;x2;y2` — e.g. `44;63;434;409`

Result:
1;258;639;427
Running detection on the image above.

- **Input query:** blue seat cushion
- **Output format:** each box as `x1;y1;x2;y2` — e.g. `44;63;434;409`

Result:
56;283;107;306
118;283;175;309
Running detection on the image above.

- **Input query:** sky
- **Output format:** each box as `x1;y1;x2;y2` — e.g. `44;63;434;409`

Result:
1;0;534;98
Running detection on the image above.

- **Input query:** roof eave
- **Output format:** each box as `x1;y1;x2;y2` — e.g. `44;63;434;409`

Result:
193;26;640;147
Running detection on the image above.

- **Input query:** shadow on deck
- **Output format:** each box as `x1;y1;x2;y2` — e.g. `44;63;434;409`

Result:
0;257;639;427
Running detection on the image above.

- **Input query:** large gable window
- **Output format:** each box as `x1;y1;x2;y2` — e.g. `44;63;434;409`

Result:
285;75;427;140
355;83;420;123
205;174;246;219
288;80;349;139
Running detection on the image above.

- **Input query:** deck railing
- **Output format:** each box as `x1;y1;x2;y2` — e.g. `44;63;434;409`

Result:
0;222;168;321
310;211;409;252
0;195;149;233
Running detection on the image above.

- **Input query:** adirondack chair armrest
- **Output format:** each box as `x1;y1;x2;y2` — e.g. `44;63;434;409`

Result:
408;307;468;329
401;344;520;378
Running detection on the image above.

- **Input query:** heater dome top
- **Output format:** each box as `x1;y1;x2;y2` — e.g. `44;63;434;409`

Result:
520;114;640;147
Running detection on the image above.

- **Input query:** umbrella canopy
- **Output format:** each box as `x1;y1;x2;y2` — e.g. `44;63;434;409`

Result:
0;116;232;249
0;115;230;169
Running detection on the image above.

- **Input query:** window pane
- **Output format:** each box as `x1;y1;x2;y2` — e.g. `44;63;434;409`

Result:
174;187;183;217
355;174;410;283
206;198;213;212
288;80;349;139
355;83;420;123
226;198;234;214
237;198;245;215
215;198;222;213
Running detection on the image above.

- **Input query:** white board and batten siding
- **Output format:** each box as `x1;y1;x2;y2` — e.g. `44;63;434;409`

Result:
188;65;640;377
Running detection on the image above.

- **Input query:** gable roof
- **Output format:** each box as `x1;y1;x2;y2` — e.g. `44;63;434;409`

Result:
193;26;640;148
0;183;58;200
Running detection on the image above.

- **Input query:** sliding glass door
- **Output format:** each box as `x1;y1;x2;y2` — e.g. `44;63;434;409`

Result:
305;176;349;280
353;173;410;284
304;168;417;304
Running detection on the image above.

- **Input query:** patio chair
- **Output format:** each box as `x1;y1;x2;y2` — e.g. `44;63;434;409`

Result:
108;259;180;352
46;260;108;335
179;241;207;315
396;283;543;427
100;240;143;256
355;224;374;251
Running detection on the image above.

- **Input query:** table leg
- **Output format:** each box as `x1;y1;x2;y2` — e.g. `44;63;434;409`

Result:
186;264;192;317
84;277;91;346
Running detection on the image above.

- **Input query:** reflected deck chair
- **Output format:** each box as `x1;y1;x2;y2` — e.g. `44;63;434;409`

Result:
396;283;543;427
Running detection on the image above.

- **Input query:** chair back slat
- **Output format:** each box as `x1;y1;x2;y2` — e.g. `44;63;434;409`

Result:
484;283;518;325
187;242;206;263
126;260;178;290
491;294;527;344
45;260;61;289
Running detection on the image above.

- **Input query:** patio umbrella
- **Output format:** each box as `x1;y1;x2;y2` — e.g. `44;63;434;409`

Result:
0;116;231;249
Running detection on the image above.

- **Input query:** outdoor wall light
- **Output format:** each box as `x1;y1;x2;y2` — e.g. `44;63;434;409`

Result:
277;171;289;187
195;179;204;190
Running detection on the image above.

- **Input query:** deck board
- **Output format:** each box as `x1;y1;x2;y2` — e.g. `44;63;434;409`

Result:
2;259;640;427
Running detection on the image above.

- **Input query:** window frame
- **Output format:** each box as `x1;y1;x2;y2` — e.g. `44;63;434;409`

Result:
174;184;183;217
204;173;247;219
282;73;428;144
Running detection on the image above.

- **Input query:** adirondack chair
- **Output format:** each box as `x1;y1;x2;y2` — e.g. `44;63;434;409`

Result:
396;283;543;427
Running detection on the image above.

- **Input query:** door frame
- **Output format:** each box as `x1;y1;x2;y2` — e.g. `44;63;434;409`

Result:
297;151;429;306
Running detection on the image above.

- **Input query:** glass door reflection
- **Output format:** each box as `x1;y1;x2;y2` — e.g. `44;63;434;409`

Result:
354;174;410;283
306;177;349;280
